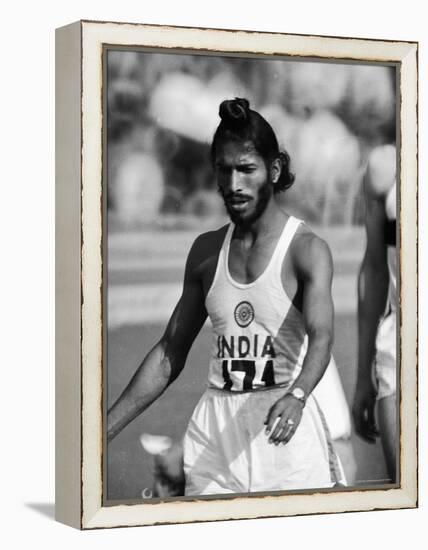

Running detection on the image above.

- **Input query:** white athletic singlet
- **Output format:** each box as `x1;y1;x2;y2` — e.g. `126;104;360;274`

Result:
205;216;307;392
385;182;397;311
374;181;397;399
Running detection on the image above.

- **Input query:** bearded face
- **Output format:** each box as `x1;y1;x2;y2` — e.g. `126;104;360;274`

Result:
214;140;274;227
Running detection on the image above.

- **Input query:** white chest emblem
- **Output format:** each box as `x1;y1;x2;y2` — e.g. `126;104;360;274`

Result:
234;301;255;327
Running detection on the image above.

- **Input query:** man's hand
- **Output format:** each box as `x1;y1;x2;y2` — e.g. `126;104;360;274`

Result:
352;381;379;444
264;394;304;445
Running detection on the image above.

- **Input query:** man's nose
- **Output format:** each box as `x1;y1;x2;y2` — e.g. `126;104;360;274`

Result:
229;170;242;193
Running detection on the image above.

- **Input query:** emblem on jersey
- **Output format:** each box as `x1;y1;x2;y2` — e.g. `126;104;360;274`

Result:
234;301;255;327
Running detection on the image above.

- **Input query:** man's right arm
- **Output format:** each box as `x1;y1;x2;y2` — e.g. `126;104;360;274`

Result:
353;146;394;442
107;237;208;443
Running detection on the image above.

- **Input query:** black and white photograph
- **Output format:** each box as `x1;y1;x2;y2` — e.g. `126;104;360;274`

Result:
2;0;424;544
105;48;399;502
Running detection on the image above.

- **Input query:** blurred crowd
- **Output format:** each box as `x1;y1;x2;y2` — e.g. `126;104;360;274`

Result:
107;50;396;229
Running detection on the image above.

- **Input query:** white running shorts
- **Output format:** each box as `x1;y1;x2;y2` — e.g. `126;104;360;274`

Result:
183;386;345;496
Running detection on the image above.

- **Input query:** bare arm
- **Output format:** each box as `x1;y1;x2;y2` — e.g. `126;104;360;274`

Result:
358;191;389;376
107;238;208;442
352;150;392;442
289;235;334;395
265;234;334;444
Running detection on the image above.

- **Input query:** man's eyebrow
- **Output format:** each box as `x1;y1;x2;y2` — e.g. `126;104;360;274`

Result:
215;160;257;166
237;161;257;167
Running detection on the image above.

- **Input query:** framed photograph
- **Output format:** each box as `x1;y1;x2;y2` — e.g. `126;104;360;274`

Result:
55;20;418;529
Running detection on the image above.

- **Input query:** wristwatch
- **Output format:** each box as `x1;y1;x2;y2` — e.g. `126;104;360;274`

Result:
289;387;306;405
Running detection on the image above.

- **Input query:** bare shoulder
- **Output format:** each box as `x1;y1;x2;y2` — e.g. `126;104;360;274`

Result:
189;225;228;258
365;144;396;199
291;225;333;279
186;224;228;272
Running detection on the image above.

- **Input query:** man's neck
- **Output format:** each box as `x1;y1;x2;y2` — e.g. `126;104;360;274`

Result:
234;198;287;246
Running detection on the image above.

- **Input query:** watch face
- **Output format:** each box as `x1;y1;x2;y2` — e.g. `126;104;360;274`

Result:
292;388;305;400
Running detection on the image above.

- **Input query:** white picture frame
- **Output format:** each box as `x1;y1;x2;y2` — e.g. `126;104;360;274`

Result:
55;19;418;530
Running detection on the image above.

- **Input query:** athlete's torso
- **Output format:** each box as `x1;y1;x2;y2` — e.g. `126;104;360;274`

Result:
204;216;308;392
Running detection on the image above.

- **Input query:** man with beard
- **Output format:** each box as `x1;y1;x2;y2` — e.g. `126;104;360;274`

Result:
108;98;344;494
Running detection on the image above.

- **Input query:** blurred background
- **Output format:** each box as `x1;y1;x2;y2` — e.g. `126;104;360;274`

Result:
106;49;397;501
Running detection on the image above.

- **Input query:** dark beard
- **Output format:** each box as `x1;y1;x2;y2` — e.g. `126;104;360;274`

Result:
220;181;272;227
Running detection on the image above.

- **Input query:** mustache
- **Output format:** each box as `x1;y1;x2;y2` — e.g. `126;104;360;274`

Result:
220;191;253;202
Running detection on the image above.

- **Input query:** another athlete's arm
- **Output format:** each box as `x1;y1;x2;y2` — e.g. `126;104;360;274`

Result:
265;234;334;444
107;237;208;443
352;147;393;443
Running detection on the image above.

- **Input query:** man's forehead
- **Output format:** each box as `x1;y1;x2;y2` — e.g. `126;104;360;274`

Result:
215;140;260;164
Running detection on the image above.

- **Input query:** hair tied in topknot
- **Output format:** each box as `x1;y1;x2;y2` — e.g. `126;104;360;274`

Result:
219;98;250;127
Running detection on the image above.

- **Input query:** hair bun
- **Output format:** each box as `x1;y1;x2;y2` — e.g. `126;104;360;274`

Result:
219;98;250;126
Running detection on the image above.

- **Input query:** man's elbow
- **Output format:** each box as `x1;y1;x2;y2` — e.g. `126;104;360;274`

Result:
159;337;187;384
309;327;334;358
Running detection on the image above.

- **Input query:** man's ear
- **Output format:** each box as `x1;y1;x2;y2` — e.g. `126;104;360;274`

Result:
271;158;282;184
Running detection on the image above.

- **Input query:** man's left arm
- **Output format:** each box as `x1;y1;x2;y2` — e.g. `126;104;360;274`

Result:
265;234;334;444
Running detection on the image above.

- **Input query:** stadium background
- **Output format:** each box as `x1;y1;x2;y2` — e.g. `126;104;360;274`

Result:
105;49;396;500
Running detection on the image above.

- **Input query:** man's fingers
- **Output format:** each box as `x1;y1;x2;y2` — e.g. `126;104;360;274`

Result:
357;426;376;443
365;423;380;441
364;400;380;440
264;404;283;434
265;397;302;443
269;416;285;442
357;426;375;442
281;426;296;444
269;418;289;442
270;417;300;444
360;433;377;444
364;420;380;439
367;407;379;436
266;415;282;439
354;418;378;444
353;401;380;443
